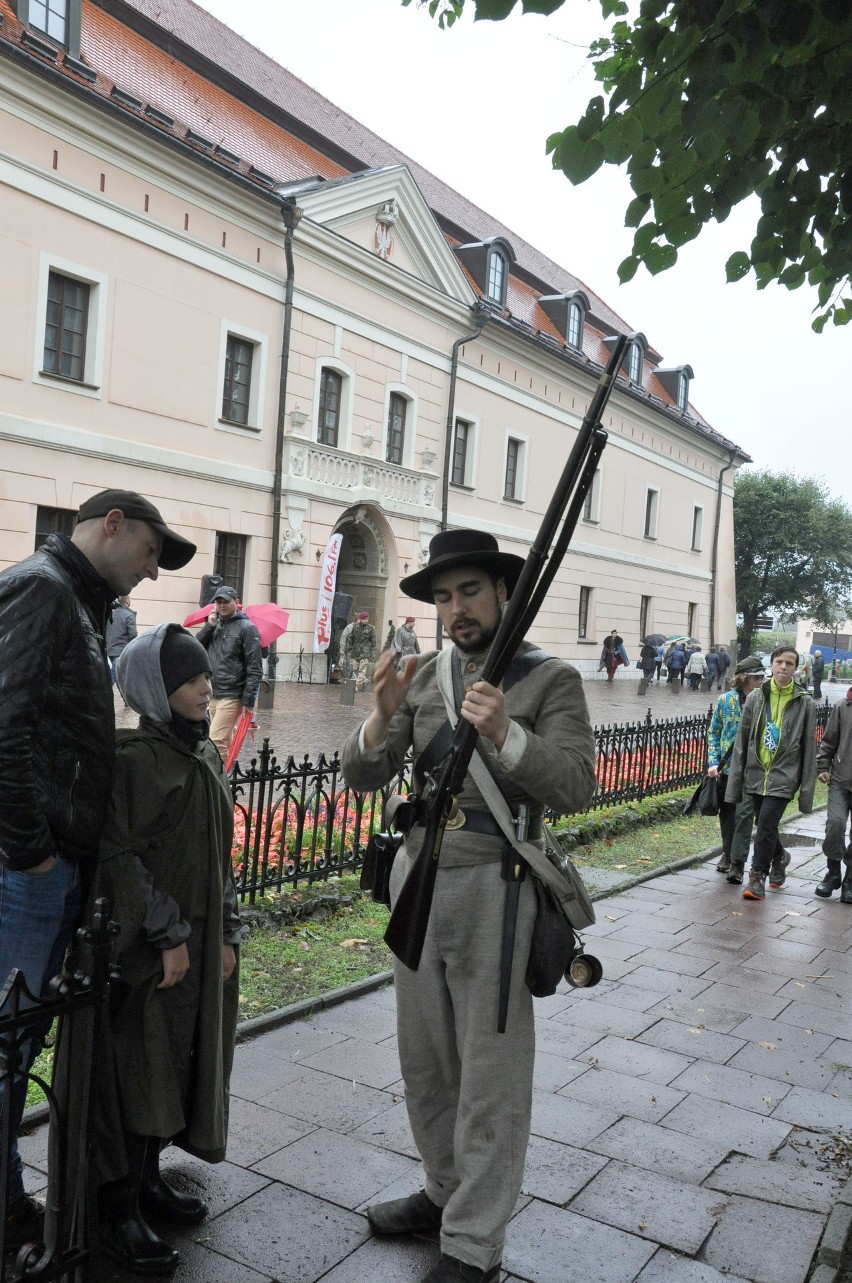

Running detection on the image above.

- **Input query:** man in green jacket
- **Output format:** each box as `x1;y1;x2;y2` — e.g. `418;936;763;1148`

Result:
726;645;816;901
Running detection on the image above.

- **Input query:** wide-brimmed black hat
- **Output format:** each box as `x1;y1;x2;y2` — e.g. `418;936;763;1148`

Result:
76;489;196;571
400;529;526;603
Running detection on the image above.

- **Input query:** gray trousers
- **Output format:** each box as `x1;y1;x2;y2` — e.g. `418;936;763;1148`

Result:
389;851;536;1273
823;782;852;863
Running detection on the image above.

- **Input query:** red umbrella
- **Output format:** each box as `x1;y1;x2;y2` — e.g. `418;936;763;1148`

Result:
225;707;254;772
182;602;290;649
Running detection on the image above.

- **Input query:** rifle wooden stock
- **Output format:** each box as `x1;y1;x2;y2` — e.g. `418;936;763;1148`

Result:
384;335;631;970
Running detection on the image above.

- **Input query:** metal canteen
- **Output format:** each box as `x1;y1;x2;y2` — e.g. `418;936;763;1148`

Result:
565;950;603;989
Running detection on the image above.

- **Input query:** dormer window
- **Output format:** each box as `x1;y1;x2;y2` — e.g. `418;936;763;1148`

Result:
655;364;694;413
567;301;583;349
19;0;80;53
486;248;507;305
455;237;515;309
627;340;643;385
538;291;589;350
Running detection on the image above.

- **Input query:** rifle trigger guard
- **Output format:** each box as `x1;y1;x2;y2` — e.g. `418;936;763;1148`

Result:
444;797;465;831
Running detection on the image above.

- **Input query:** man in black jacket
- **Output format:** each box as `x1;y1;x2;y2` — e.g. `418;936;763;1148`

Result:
0;488;195;1250
197;587;263;761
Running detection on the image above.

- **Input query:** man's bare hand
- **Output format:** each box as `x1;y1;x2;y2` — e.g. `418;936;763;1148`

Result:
707;765;719;779
819;770;831;783
363;652;417;749
222;944;237;980
460;681;510;751
157;943;190;989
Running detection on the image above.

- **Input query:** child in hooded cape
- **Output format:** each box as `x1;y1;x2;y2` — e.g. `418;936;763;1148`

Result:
92;623;242;1277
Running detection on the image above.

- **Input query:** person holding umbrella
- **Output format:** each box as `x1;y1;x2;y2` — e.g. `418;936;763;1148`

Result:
196;588;262;762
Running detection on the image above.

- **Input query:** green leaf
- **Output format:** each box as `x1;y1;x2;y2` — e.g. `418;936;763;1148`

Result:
551;126;605;184
725;251;752;282
625;194;651;228
617;254;640;283
644;242;678;274
665;214;702;247
633;221;660;254
472;0;520;18
577;96;605;142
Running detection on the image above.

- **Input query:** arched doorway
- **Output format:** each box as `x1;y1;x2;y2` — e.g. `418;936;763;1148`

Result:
329;505;394;669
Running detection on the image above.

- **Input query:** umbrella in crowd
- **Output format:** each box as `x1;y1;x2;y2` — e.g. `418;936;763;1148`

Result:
642;633;667;646
225;707;255;772
665;634;699;645
182;602;290;649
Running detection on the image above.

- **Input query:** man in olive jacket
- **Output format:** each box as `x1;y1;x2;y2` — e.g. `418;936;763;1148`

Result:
0;489;195;1249
726;645;816;901
342;529;595;1283
815;688;852;901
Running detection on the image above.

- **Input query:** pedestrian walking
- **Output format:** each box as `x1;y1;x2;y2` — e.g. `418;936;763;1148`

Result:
726;645;817;901
639;641;657;682
92;625;242;1275
705;646;720;690
812;649;825;700
391;615;420;669
0;488;195;1253
343;528;595;1283
716;646;731;689
685;646;707;690
707;657;765;883
600;629;628;681
343;610;378;692
654;644;664;682
196;588;263;762
666;643;686;685
815;685;852;901
104;595;138;684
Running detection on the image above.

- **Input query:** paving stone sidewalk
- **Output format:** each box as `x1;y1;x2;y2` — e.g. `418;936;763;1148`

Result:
19;811;852;1283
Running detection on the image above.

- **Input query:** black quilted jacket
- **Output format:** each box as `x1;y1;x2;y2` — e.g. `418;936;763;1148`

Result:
0;534;116;871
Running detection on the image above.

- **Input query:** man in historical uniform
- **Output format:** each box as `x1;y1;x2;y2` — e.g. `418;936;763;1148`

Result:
342;529;595;1283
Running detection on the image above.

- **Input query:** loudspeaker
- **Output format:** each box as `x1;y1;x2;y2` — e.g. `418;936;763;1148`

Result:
332;592;353;628
200;573;224;607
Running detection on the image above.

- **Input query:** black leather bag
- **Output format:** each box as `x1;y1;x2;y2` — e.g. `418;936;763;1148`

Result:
683;772;724;817
359;831;403;908
525;876;578;998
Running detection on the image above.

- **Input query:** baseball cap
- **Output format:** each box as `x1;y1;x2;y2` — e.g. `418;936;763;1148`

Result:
213;586;239;602
76;490;196;571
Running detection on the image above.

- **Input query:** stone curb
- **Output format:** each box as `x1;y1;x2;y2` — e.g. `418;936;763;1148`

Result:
815;1173;852;1281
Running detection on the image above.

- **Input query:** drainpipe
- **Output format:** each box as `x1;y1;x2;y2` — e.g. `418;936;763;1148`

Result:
709;447;738;649
435;301;491;648
269;196;302;679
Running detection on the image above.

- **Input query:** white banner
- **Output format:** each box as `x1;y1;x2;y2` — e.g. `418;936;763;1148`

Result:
313;533;343;652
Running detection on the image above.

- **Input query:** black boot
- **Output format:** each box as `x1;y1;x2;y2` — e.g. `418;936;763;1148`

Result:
841;864;852;904
99;1135;179;1276
141;1137;208;1225
815;860;842;898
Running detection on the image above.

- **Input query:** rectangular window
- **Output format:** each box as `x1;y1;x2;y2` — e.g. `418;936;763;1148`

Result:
639;595;652;641
386;392;406;465
691;505;704;552
578;586;591;640
582;468;601;522
644;487;659;539
34;505;76;551
221;335;254;425
214;532;247;603
688;602;697;637
44;271;89;382
451;418;471;486
318;368;342;447
29;0;68;45
487;251;505;305
504;437;523;500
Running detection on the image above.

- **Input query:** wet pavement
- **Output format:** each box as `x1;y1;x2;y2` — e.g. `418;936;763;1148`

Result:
116;675;850;765
19;810;852;1283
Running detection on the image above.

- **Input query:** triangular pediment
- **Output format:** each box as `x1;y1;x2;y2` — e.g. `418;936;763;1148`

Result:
289;166;477;303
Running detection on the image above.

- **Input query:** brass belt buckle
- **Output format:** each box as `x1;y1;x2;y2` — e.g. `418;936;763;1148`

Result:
444;798;466;831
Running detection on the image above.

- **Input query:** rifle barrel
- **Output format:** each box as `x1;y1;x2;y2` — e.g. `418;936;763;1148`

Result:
384;334;631;970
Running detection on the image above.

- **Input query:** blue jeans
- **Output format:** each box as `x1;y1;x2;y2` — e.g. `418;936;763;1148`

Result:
0;856;81;1205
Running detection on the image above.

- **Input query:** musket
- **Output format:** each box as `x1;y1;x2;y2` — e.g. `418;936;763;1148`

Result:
384;333;633;971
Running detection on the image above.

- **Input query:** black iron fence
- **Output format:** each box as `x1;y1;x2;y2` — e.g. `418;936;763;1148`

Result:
230;699;835;902
0;900;116;1282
